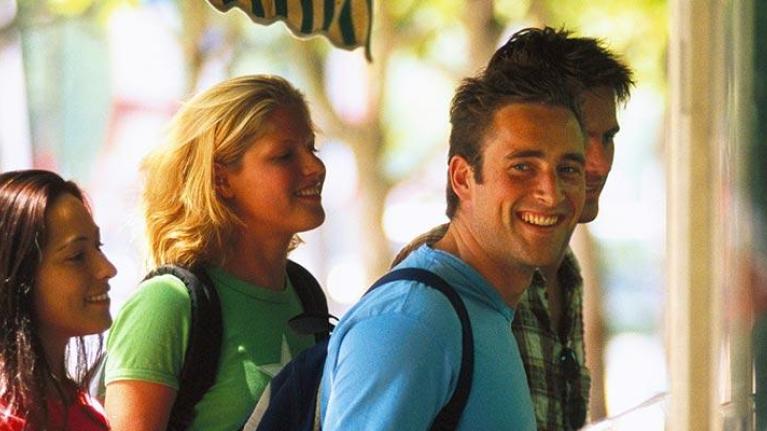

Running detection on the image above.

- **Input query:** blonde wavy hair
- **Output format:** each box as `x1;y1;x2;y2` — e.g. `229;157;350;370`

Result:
142;75;311;267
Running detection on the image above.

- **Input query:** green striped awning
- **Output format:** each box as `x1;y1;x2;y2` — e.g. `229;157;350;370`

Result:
206;0;373;61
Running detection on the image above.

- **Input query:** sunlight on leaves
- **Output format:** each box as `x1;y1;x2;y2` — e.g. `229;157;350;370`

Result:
48;0;93;16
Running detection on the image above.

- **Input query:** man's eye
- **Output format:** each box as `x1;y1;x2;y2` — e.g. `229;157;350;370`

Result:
560;165;582;175
511;163;529;172
68;252;85;262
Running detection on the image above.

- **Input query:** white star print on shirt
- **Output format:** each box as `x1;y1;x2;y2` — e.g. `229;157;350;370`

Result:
257;335;292;378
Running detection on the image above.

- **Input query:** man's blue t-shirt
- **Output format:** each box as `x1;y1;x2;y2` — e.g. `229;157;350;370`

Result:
320;245;536;430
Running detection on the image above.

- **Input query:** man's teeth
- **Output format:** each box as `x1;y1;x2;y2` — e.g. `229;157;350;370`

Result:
296;184;322;196
521;213;558;226
86;293;109;302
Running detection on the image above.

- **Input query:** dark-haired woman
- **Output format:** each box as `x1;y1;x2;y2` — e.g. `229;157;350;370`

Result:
0;169;116;430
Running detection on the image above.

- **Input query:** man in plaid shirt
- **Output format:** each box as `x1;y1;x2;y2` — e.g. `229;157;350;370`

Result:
392;27;634;430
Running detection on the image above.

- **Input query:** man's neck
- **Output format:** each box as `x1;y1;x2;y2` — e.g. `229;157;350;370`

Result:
433;221;534;308
538;258;563;286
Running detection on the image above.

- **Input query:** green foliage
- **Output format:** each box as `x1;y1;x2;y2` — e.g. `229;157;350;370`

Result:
46;0;95;16
495;0;533;22
387;0;467;60
15;0;139;26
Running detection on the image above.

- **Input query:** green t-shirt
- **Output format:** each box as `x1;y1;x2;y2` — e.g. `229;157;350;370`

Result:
105;266;314;430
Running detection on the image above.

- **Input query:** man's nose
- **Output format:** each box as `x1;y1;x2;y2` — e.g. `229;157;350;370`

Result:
534;170;564;206
585;137;613;179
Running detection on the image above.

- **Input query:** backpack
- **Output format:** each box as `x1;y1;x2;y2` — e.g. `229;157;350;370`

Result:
244;267;475;431
137;260;331;431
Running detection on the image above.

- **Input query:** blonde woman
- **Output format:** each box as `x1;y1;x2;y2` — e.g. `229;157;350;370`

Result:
104;75;327;431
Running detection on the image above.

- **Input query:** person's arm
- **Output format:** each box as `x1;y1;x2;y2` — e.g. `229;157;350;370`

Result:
322;313;459;431
103;275;191;431
104;381;176;431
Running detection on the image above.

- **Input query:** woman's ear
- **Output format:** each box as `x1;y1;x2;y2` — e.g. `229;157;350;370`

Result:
214;163;234;199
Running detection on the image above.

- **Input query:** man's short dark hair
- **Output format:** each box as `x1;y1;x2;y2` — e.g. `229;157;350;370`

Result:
487;27;635;103
445;63;583;219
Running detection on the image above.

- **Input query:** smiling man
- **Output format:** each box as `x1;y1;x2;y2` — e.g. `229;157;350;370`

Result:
319;61;586;430
391;27;635;430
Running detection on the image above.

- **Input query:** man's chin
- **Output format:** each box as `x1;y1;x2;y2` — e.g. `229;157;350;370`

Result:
523;244;573;270
579;202;599;223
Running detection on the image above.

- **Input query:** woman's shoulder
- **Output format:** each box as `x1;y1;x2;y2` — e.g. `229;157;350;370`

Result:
108;270;194;351
118;271;192;313
46;389;110;431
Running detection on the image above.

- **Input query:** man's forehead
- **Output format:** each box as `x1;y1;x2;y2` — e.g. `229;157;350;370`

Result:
582;85;617;102
581;87;619;126
484;102;585;152
491;102;582;131
491;101;577;123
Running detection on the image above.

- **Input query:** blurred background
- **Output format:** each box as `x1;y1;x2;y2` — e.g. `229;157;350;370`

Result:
0;0;763;429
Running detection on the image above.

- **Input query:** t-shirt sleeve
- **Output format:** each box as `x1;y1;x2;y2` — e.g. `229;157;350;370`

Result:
321;313;458;431
104;274;191;389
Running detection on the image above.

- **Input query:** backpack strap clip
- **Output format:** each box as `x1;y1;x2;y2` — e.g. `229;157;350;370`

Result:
286;260;335;340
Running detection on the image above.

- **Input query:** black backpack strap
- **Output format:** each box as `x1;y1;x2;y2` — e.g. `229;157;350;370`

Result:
143;265;223;431
286;260;334;341
368;268;474;431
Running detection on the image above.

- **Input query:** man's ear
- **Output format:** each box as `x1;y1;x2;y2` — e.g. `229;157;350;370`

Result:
214;163;234;199
448;155;475;206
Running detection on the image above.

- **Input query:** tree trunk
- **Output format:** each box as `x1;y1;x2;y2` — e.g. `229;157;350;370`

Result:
349;1;395;281
178;0;210;94
464;0;502;74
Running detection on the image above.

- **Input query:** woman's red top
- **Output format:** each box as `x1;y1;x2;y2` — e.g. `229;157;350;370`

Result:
0;389;108;430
